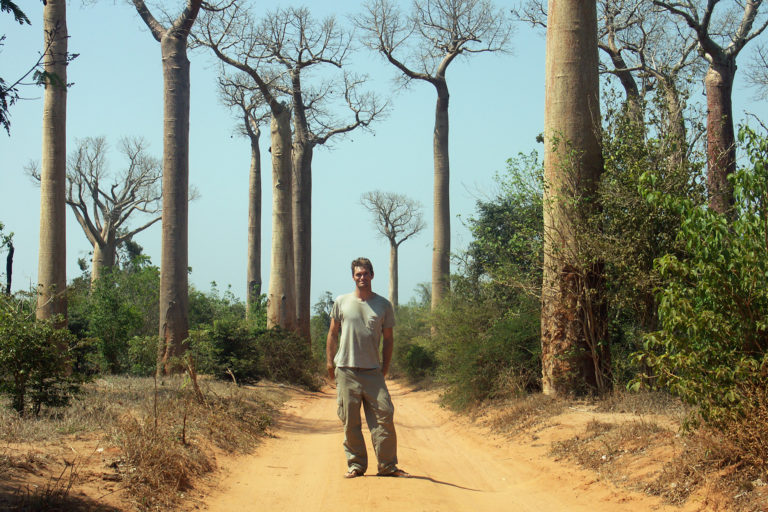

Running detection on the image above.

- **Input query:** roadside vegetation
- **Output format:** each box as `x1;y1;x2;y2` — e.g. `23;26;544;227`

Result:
370;110;768;509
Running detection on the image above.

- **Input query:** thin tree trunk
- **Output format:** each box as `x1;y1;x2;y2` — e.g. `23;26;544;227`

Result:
158;34;191;374
389;243;398;308
246;128;262;320
267;109;296;331
292;139;312;340
661;78;687;169
431;80;450;310
704;61;736;215
37;0;68;325
541;0;608;397
5;242;13;295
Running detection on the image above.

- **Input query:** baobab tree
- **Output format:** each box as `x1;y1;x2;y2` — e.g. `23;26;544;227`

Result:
654;0;768;214
515;0;703;165
361;191;425;308
541;0;609;396
28;137;162;284
37;0;69;323
356;0;512;310
196;2;296;331
255;7;386;340
218;72;269;320
131;0;203;374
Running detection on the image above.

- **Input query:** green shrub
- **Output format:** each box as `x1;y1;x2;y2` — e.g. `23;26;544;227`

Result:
635;126;768;423
397;340;437;380
432;281;541;410
127;335;161;376
188;319;318;389
256;328;318;389
0;296;87;415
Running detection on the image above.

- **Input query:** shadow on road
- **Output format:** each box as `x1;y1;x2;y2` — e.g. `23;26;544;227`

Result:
375;474;482;492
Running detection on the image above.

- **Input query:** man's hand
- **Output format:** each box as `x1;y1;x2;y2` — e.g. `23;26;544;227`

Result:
327;363;335;381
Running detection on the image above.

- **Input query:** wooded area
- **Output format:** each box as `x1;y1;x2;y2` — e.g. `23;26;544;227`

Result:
2;0;768;508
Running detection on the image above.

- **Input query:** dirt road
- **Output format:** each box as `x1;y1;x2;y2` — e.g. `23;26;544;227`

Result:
201;382;689;512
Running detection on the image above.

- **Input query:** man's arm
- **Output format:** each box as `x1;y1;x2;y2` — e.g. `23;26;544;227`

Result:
326;317;341;380
381;327;394;378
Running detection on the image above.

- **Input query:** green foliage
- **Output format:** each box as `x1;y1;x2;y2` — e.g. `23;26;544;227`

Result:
68;260;160;374
431;277;541;410
636;126;768;423
189;319;318;389
390;291;433;380
126;335;161;377
310;291;334;364
0;296;87;415
465;151;543;287
189;282;247;329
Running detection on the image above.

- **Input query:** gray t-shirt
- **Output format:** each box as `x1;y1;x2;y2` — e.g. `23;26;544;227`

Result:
331;292;395;369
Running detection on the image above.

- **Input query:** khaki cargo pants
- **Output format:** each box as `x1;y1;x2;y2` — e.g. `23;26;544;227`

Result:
335;367;398;474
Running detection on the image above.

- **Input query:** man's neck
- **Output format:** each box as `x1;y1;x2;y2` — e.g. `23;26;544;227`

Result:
355;288;373;301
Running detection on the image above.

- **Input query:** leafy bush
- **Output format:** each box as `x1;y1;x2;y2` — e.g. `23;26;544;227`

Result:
68;258;160;374
636;126;768;423
0;296;88;415
127;335;162;376
431;280;541;409
189;319;318;389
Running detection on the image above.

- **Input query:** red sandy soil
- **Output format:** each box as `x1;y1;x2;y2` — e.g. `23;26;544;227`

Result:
195;381;712;512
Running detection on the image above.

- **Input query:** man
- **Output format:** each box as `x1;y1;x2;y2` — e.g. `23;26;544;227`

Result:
326;257;409;479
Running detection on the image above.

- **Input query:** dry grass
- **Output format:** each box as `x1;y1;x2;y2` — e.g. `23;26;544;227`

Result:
475;393;566;434
542;389;768;511
0;375;291;511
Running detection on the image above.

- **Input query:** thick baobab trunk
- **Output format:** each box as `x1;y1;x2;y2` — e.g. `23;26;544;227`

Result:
704;61;736;215
541;0;608;397
267;109;297;331
389;243;398;308
37;0;68;324
292;139;313;340
246;128;262;320
431;81;450;310
157;34;191;374
91;234;116;284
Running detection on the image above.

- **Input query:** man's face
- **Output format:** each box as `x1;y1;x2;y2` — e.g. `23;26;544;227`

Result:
353;266;373;290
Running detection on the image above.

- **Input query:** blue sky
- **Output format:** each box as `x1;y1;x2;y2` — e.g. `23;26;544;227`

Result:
0;0;765;307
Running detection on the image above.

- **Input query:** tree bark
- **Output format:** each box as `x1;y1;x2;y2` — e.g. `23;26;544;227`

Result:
267;109;297;331
431;79;450;310
389;243;399;308
246;127;262;320
541;0;608;397
37;0;68;325
90;231;116;284
157;33;192;374
660;78;687;169
704;61;736;215
292;142;312;340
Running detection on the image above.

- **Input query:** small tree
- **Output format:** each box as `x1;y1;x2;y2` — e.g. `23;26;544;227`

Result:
217;73;269;320
356;0;512;310
0;295;84;416
361;191;425;308
29;136;162;284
